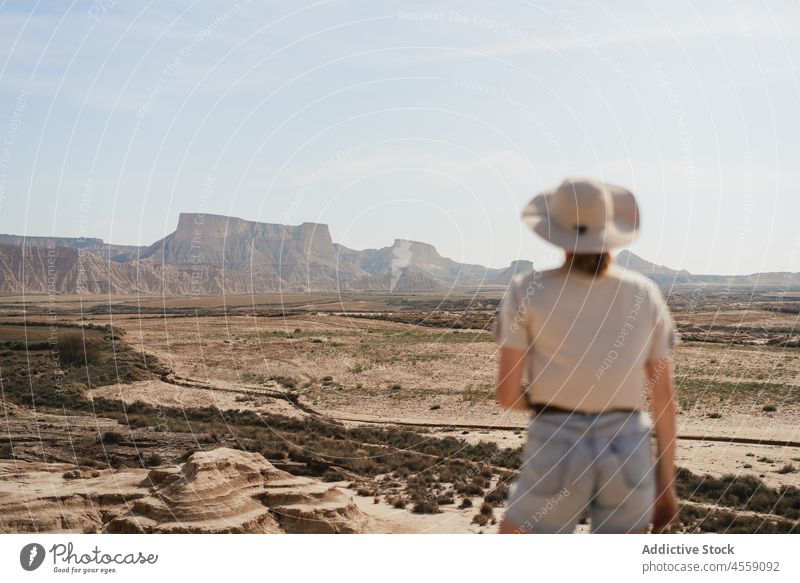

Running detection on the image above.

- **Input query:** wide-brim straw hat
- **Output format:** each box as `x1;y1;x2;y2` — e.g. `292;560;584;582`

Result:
522;178;640;253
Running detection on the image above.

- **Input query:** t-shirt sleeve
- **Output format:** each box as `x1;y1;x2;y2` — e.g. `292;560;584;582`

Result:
492;279;531;351
647;284;678;362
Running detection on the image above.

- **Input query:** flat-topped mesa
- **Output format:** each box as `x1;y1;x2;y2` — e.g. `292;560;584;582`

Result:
145;214;336;267
391;238;442;264
507;259;534;271
0;234;106;248
0;234;143;261
175;213;333;245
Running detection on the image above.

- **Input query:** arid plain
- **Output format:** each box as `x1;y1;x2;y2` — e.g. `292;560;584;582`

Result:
1;288;799;533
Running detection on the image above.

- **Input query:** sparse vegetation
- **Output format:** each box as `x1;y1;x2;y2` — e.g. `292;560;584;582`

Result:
0;324;161;410
347;310;493;330
484;481;510;505
472;512;490;526
674;467;800;520
676;377;800;405
4;291;800;535
58;333;100;366
412;499;441;514
389;496;408;509
241;373;297;389
144;452;164;467
100;431;125;445
672;504;798;534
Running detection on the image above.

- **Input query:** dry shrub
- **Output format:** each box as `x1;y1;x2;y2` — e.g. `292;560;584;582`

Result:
58;333;100;366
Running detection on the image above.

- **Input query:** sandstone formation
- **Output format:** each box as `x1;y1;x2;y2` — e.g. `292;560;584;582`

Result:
0;234;142;260
0;213;533;294
0;448;366;534
6;212;780;294
0;244;192;294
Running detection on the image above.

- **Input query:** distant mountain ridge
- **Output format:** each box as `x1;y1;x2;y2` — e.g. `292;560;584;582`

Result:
0;213;532;294
0;214;795;295
0;234;142;261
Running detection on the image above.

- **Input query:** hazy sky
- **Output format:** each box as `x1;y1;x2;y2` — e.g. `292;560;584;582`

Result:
0;0;798;275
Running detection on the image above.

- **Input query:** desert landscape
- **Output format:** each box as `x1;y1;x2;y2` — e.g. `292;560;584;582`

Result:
0;216;799;533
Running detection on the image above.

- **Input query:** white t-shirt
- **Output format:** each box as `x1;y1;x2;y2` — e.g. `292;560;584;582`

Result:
493;263;677;412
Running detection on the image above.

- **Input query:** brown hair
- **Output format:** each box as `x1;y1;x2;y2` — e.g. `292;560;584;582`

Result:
565;252;612;276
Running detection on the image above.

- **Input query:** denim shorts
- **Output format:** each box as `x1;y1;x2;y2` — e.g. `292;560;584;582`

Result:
504;410;656;533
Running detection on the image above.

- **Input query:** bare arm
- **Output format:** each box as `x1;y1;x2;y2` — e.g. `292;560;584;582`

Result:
647;357;678;532
495;347;530;410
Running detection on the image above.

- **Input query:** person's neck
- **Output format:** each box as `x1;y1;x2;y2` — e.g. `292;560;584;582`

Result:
561;261;614;280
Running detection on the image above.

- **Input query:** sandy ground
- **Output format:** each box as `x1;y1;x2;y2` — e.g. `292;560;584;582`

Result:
351;491;488;534
4;295;800;533
88;379;800;493
676;441;800;488
678;409;800;442
89;311;800;494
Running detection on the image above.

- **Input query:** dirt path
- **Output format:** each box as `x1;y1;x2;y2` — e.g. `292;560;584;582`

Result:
155;373;800;450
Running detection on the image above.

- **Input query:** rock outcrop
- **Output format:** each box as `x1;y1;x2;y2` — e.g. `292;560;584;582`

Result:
0;214;530;293
615;249;695;287
0;448;366;534
135;214;336;269
0;234;143;261
0;244;193;294
492;260;534;284
4;213;799;294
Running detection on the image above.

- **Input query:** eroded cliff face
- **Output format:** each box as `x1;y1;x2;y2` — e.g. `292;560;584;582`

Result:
0;234;142;260
0;244;189;294
0;448;367;534
138;214;335;267
0;214;530;294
